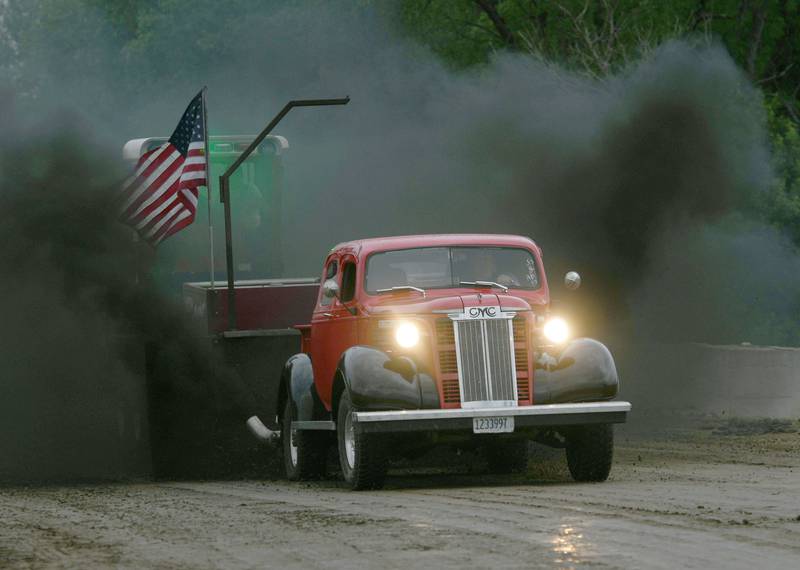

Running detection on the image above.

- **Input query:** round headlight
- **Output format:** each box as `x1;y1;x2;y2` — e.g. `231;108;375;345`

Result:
395;323;420;348
543;317;569;344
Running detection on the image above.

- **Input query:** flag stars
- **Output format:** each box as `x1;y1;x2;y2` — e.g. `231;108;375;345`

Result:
168;92;206;155
121;90;206;247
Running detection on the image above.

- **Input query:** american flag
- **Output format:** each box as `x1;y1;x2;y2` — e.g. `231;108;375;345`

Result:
120;90;207;246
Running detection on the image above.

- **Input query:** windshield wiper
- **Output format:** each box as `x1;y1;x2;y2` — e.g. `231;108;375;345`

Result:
459;280;509;293
375;285;427;298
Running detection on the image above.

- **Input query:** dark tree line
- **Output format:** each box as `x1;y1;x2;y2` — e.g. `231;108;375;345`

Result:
399;0;800;244
1;0;798;245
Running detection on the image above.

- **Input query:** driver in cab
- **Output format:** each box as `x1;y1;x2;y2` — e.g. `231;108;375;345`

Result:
455;249;521;288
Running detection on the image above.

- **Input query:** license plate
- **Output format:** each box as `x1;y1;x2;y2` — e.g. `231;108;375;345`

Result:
473;416;515;434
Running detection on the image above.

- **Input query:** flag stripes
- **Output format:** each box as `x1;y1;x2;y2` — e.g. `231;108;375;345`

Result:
120;92;207;246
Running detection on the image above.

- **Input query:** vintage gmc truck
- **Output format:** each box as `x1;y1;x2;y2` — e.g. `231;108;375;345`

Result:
124;129;629;487
280;234;631;490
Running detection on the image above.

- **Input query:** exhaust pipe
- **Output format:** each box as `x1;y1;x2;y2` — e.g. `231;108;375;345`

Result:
246;415;280;445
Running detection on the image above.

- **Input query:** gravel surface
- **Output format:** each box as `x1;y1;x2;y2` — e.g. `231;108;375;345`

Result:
2;426;799;569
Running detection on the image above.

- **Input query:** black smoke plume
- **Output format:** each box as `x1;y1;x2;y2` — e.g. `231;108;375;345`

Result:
0;106;256;482
3;4;783;345
0;3;795;479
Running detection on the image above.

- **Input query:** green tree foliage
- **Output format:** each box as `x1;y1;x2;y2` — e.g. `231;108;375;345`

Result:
763;97;800;241
399;0;800;243
2;0;798;243
399;0;699;73
399;0;799;106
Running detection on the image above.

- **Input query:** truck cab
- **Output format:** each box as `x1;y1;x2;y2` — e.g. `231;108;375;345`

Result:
281;234;630;489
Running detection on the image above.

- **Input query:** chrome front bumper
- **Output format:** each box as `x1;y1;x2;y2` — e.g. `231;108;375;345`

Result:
352;401;631;434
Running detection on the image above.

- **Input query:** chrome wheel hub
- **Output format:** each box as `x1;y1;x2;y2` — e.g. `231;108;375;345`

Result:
344;411;356;469
289;428;298;466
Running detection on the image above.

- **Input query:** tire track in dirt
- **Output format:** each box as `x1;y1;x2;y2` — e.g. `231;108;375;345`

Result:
2;433;799;569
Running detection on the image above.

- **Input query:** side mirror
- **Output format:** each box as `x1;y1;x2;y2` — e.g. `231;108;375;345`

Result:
323;279;340;299
564;271;581;290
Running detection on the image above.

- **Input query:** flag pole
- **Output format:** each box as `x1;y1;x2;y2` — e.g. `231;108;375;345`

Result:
202;86;215;290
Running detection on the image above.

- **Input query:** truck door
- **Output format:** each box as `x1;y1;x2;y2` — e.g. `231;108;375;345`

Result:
311;254;360;409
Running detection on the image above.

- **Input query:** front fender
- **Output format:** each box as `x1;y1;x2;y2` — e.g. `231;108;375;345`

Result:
280;353;327;422
534;338;619;404
337;346;440;411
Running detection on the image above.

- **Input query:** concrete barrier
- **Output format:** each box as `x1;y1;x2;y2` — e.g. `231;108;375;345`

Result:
617;343;800;419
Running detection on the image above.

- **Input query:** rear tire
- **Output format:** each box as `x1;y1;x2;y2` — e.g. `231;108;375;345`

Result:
337;391;387;490
283;399;328;481
565;424;613;482
485;440;529;474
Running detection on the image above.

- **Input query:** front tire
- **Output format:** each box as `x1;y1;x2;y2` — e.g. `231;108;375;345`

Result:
337;391;387;490
282;399;327;481
565;424;613;482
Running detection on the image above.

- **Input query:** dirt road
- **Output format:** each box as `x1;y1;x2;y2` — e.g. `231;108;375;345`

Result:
2;424;799;569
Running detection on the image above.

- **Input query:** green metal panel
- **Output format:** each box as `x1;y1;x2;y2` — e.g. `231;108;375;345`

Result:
151;139;284;295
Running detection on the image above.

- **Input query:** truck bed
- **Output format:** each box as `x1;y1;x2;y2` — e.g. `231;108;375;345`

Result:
183;278;318;333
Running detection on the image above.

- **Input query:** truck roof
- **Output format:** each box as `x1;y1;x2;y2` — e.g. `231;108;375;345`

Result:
331;234;539;257
122;135;289;161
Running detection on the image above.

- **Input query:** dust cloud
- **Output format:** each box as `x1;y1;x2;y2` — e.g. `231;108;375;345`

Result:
0;2;792;480
3;3;781;341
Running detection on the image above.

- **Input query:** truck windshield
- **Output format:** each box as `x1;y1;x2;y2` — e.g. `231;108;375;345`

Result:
365;247;540;293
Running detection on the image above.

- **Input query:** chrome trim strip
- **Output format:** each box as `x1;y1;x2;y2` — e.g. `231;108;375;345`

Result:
479;319;493;399
222;328;301;338
432;307;531;314
292;420;336;431
353;401;631;423
450;310;517;320
463;399;517;408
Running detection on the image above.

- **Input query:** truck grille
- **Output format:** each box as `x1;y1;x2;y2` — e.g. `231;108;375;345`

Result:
453;318;517;406
437;316;530;406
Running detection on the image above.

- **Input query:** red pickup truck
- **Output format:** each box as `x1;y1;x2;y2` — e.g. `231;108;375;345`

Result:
280;234;630;489
125;134;628;485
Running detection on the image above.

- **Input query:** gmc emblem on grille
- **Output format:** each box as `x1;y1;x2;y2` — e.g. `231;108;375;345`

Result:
466;306;499;319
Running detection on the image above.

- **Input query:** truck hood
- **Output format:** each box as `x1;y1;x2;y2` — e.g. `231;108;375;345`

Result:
365;291;539;316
